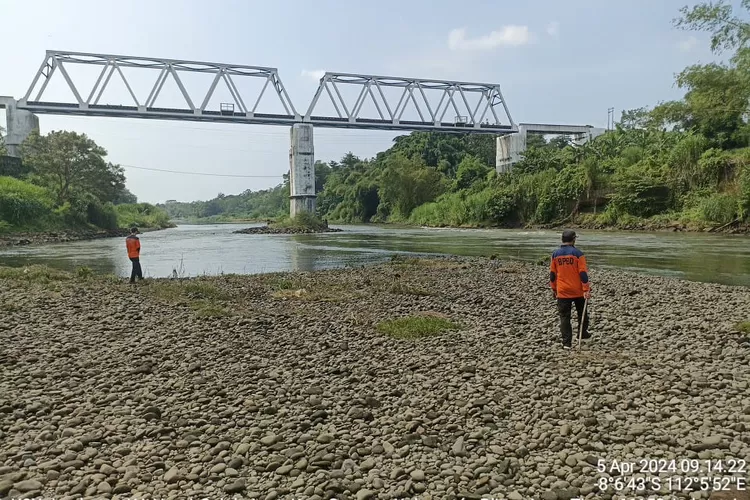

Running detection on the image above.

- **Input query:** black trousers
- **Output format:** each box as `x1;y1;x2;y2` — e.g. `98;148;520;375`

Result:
129;257;143;283
557;297;590;346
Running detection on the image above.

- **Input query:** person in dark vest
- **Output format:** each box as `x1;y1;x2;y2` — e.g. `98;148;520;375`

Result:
549;229;591;349
126;227;143;284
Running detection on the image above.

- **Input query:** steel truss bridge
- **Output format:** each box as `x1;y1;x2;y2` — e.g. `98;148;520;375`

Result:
15;50;517;134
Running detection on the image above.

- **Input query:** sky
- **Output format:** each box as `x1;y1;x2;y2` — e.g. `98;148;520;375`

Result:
0;0;728;204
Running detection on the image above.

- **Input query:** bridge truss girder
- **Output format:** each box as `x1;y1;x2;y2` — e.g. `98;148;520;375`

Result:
17;50;517;134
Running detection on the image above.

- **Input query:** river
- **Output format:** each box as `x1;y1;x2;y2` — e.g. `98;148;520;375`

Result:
1;223;749;287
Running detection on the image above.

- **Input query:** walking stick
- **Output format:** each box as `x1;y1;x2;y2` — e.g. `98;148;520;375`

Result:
577;298;589;349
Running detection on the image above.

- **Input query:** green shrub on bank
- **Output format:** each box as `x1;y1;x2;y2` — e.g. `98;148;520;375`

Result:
52;193;119;230
0;176;172;232
0;176;54;226
0;265;71;283
114;203;172;229
272;212;328;231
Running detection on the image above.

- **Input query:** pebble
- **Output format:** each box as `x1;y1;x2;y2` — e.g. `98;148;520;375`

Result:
1;257;748;499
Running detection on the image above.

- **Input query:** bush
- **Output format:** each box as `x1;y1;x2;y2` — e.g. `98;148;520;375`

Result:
272;212;328;230
115;203;172;229
695;193;740;224
87;201;119;230
609;163;670;217
0;176;54;225
486;188;515;224
740;161;750;220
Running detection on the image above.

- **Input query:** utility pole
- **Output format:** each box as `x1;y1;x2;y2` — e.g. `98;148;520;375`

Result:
607;107;615;131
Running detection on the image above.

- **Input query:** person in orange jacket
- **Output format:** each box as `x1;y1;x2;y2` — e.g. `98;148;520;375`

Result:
126;227;143;284
549;229;591;349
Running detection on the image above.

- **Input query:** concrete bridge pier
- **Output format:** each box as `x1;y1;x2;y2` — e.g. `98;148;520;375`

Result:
0;97;39;157
288;123;316;217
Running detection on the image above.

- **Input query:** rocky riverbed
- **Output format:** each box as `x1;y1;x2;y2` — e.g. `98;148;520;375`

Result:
0;226;173;248
234;226;344;235
1;257;749;500
0;228;131;248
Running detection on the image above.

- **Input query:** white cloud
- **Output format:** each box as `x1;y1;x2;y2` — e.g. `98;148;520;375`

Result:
301;69;326;81
448;26;531;51
546;21;560;37
677;36;699;52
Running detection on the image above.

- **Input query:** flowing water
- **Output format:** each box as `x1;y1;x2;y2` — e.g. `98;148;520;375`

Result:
1;224;749;287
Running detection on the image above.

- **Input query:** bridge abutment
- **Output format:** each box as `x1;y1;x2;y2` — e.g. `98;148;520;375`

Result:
496;124;606;173
0;97;39;157
289;123;316;217
496;125;528;173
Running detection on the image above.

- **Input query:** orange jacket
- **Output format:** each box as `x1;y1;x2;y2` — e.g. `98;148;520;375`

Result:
126;235;141;259
549;244;590;299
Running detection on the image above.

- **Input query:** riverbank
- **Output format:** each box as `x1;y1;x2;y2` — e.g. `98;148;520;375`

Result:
1;257;748;499
168;213;750;235
545;216;750;235
363;217;750;235
0;226;171;248
234;225;344;235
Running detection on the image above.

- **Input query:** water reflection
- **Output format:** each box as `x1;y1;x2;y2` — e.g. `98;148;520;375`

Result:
0;224;748;287
0;242;121;275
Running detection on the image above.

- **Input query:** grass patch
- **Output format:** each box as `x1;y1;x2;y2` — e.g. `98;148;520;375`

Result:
271;283;354;302
76;266;94;279
145;279;233;317
190;300;232;318
0;265;71;283
265;275;301;290
272;288;311;300
376;315;460;339
534;254;550;267
735;321;750;334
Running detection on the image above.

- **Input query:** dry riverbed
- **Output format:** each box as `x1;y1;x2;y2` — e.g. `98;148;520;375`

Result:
1;257;749;500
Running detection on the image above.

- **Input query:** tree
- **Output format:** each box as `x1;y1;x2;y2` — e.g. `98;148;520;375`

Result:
674;0;750;55
0;126;6;156
20;130;127;205
464;135;497;168
314;160;332;193
113;188;138;205
651;63;750;147
454;156;491;190
526;134;547;149
547;135;572;150
619;107;653;130
378;154;447;219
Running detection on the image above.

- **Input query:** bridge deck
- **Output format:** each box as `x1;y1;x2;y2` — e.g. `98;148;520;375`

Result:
519;123;594;134
19;101;516;134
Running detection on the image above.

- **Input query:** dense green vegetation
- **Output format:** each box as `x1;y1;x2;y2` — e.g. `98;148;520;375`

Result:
160;2;750;232
0;129;171;234
271;212;329;231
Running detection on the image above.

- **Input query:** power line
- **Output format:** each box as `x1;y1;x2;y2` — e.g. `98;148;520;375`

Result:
120;164;283;178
